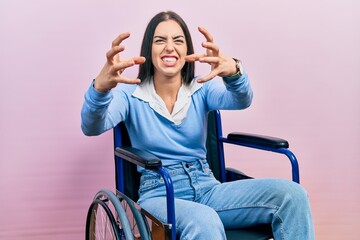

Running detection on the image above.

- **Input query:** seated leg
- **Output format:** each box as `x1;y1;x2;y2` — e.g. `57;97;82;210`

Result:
140;197;227;240
202;178;314;240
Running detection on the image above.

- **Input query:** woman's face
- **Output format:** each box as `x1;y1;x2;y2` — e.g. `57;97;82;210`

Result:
152;20;187;79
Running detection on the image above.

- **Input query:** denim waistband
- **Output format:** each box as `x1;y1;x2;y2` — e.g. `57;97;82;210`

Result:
141;159;209;178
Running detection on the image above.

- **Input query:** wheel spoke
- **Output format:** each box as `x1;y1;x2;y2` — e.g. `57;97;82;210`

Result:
87;200;118;240
87;190;150;240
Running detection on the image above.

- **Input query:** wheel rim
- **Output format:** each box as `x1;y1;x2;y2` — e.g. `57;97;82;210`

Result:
86;199;120;240
116;192;151;240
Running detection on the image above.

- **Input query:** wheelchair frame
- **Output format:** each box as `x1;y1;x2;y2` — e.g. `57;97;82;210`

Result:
86;110;300;240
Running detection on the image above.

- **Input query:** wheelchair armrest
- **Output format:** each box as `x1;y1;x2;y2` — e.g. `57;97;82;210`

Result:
115;146;162;170
115;146;176;237
227;132;289;149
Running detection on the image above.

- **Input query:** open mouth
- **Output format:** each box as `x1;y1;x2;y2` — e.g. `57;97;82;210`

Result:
161;56;178;65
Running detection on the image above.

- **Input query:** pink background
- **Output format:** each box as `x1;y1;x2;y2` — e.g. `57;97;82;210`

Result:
1;0;359;239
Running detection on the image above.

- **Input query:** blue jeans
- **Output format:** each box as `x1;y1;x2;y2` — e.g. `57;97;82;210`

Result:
138;159;314;240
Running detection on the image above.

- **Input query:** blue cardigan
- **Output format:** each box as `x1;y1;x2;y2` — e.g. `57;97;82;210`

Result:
81;73;252;166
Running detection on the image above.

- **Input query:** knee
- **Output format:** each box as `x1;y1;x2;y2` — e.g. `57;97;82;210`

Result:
286;181;309;203
275;180;310;210
179;205;225;240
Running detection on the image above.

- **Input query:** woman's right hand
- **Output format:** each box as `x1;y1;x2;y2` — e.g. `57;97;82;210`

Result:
94;32;146;92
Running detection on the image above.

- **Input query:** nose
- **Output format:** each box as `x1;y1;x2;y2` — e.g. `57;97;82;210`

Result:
165;41;175;52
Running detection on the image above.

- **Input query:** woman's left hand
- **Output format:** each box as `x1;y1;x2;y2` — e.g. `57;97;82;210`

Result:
185;27;238;83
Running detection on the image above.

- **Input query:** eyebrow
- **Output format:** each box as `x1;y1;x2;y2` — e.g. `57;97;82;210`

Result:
173;35;185;39
153;35;185;40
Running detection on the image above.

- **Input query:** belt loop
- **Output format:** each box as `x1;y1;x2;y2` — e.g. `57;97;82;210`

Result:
181;161;189;172
198;159;207;172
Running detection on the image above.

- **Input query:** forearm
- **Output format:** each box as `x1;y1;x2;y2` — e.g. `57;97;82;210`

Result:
205;69;252;111
222;70;253;109
81;83;115;136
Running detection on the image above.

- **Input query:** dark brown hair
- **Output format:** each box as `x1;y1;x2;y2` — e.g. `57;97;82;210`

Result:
137;11;195;85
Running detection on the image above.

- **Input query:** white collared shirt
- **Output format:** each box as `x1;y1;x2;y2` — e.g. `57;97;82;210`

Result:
132;79;202;125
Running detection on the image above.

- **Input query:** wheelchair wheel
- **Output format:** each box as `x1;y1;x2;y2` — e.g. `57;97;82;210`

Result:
86;189;135;240
86;199;120;240
117;191;151;240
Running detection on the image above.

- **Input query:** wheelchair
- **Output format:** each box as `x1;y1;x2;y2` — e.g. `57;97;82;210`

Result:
85;110;300;240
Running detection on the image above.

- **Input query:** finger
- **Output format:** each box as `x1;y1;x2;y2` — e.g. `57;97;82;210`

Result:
198;27;215;56
197;69;221;83
185;53;206;62
201;42;219;56
198;27;214;43
198;56;220;65
133;56;146;65
111;59;136;74
114;75;141;85
112;57;146;73
112;32;131;47
110;33;130;63
106;45;125;63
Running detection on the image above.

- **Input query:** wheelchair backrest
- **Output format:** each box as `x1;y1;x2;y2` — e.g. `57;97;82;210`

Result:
113;110;224;202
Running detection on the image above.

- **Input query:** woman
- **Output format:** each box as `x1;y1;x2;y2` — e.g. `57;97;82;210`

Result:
81;11;314;240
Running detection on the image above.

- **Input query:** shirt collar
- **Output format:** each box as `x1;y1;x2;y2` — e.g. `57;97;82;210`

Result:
132;78;202;124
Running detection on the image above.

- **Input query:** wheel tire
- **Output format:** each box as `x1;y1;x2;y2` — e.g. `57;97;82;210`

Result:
117;191;151;240
86;199;121;240
86;189;135;240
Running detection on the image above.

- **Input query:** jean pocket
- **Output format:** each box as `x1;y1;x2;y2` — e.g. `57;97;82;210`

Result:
139;174;161;194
